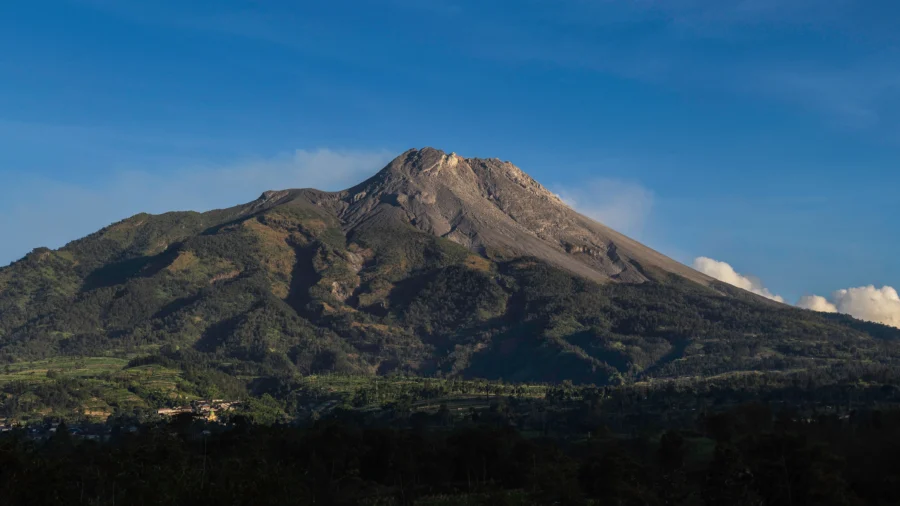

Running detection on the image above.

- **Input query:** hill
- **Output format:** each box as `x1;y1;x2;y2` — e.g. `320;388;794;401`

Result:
2;147;899;419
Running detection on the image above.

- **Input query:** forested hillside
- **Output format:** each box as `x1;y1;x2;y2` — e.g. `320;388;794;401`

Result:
2;149;900;420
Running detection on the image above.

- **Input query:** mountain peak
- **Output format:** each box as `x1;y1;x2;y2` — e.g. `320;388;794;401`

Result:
232;148;707;286
335;148;710;286
380;147;464;179
380;148;559;202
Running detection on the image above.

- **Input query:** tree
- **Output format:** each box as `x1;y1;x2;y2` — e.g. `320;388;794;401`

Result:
704;444;761;506
241;394;286;425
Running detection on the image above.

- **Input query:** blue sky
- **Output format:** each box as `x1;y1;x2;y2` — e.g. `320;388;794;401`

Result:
1;0;899;307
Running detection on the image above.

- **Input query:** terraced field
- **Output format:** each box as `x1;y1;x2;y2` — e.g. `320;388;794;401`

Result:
0;356;196;423
0;357;128;383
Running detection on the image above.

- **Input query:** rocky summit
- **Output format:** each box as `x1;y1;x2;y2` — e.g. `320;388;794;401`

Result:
255;148;709;286
2;148;900;405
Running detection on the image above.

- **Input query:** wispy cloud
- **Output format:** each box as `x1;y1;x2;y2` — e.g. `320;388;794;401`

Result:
71;0;899;134
634;0;852;34
0;148;394;266
555;179;655;238
474;1;899;133
753;65;900;129
0;118;236;157
385;0;462;15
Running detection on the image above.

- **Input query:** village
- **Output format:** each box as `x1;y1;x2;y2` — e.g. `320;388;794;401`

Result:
0;399;243;440
155;399;242;422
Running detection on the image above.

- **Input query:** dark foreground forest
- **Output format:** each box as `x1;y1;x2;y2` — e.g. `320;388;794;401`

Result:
3;393;900;506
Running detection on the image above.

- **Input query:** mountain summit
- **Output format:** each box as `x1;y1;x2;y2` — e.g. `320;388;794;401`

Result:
256;148;709;285
2;148;899;404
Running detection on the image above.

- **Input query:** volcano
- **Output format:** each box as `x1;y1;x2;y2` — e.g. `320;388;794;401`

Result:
1;148;897;388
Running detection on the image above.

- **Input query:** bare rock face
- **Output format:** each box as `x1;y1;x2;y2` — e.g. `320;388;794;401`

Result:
265;148;710;286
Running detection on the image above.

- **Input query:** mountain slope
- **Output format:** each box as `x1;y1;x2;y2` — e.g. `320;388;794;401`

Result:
2;148;899;410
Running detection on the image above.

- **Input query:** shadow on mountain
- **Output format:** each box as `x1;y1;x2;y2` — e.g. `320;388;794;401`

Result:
638;339;690;378
153;294;201;321
386;270;441;311
566;331;633;373
82;248;179;291
195;314;244;353
285;245;320;319
462;322;614;385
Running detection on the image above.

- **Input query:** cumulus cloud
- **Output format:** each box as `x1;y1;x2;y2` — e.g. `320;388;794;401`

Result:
692;257;786;302
555;179;654;238
796;295;838;313
0;148;394;266
693;257;900;329
799;286;900;328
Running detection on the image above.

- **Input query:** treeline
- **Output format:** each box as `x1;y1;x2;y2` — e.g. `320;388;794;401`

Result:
3;404;900;505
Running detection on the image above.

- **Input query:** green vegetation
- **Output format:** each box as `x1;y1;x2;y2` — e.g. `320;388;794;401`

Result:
2;192;900;421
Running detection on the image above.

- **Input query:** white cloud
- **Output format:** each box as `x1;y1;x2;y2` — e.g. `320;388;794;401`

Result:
796;295;838;313
799;286;900;328
555;179;654;238
693;256;899;329
0;148;394;266
692;256;785;302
